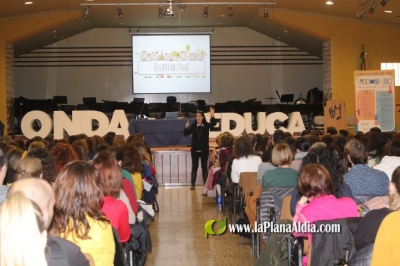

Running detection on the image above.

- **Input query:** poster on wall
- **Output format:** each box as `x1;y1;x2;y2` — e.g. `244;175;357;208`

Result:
353;70;395;132
324;99;347;131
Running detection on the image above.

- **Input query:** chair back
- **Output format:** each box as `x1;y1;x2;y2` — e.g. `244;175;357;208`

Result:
259;186;295;243
280;194;293;221
310;217;362;266
314;115;324;125
239;172;257;197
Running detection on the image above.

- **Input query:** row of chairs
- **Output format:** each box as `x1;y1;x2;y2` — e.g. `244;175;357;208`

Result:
220;171;296;258
221;173;366;265
220;171;313;265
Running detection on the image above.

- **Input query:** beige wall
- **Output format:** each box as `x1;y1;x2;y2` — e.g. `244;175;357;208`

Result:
268;9;400;125
0;11;80;132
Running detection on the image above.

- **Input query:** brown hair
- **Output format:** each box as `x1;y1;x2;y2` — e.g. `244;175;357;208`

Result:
121;143;142;173
298;163;333;198
72;139;89;161
344;138;368;165
219;132;235;148
92;152;122;198
50;142;79;172
271;142;293;166
233;136;255;159
390;166;400;210
50;161;108;239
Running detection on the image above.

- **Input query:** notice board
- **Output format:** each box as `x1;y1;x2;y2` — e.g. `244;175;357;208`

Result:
353;70;395;132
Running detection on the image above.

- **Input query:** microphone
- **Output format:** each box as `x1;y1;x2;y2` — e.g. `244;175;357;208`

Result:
138;104;145;119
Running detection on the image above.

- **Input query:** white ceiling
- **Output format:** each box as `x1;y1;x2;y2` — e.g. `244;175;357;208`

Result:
3;0;399;56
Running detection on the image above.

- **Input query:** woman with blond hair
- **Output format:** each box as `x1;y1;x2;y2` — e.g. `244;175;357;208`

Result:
0;192;47;266
15;157;43;181
262;141;298;188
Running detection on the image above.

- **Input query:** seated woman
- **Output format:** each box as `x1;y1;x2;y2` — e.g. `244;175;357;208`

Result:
230;135;262;184
290;146;353;216
262;142;298;188
92;152;131;243
122;143;143;201
50;161;115;266
0;192;47;266
293;163;359;266
203;131;235;197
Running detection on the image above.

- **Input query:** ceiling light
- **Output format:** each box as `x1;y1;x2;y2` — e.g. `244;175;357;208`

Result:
369;0;377;14
117;5;123;18
203;5;208;17
326;1;334;5
83;5;90;19
357;4;366;19
380;0;389;6
25;1;33;4
384;10;392;13
164;1;175;18
263;5;268;18
158;5;164;18
228;4;233;17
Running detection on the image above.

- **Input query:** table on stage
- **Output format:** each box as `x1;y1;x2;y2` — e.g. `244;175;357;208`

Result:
128;119;194;147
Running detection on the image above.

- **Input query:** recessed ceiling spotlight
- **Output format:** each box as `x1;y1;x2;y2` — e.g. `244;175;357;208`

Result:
326;1;334;5
384;10;392;13
380;0;389;6
25;1;33;4
220;14;226;18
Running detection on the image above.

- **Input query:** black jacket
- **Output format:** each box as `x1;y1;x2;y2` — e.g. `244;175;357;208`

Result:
183;117;216;151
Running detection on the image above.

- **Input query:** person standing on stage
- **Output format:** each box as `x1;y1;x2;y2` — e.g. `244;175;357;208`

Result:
184;107;217;190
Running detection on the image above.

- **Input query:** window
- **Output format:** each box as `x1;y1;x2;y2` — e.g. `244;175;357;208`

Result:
381;63;400;86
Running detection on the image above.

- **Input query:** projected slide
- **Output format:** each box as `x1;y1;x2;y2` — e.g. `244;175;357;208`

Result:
132;35;211;94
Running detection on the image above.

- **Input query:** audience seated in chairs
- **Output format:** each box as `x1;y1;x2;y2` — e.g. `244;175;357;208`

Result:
50;161;115;266
293;163;359;266
290;146;353;216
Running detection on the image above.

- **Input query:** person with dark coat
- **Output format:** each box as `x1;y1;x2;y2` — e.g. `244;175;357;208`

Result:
184;107;216;190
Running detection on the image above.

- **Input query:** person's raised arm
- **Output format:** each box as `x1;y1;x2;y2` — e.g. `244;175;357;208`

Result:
208;106;217;127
